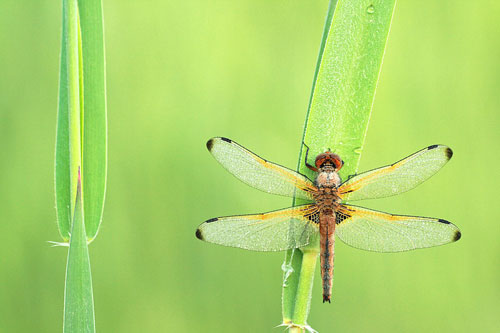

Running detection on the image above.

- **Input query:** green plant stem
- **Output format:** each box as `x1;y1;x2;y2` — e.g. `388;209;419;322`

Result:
78;0;107;241
282;0;397;330
291;250;319;328
67;0;82;219
282;1;338;323
55;0;107;241
57;0;105;331
63;173;95;332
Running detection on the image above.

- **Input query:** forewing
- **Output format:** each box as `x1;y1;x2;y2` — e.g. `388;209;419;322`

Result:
336;204;461;252
196;205;319;251
207;137;316;200
339;145;453;201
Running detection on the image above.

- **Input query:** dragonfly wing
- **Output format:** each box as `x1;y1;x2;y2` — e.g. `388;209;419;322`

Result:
339;145;452;201
196;204;319;251
336;204;461;252
207;137;316;200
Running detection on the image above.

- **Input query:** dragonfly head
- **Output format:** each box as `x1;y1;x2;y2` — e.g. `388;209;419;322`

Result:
315;152;344;171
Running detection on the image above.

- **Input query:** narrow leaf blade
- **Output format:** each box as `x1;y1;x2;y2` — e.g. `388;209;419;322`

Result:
299;0;397;183
78;0;107;241
55;0;71;240
283;0;397;327
63;174;95;333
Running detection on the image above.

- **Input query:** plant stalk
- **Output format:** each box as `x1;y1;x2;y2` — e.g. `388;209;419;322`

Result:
282;0;397;330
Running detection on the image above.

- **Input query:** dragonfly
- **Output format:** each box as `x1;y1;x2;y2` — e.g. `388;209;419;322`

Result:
196;137;461;303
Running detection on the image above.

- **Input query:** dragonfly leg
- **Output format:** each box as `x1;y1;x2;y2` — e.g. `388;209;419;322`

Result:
302;142;318;172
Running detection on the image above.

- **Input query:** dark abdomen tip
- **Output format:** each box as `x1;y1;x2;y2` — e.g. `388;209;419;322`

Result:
323;295;331;303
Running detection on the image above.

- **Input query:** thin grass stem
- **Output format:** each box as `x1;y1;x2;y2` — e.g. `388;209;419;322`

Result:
282;0;397;330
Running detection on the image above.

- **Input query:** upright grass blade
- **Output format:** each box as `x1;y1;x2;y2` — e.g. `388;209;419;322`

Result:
282;0;397;331
55;0;106;331
64;172;95;332
78;0;107;241
55;0;106;242
282;2;338;325
56;0;82;240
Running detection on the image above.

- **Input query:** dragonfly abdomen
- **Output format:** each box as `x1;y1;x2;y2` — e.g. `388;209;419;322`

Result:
319;212;336;303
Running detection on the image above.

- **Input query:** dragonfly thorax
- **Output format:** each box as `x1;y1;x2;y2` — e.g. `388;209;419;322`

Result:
313;152;343;189
315;168;341;189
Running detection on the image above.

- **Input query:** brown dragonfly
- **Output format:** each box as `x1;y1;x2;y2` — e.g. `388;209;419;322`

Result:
196;137;461;302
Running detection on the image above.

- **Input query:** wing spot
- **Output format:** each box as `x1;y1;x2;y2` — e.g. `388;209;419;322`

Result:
206;139;214;151
195;229;204;240
221;137;232;143
428;144;439;150
205;217;218;223
438;218;451;224
445;147;453;159
335;211;351;225
306;212;320;224
453;230;461;241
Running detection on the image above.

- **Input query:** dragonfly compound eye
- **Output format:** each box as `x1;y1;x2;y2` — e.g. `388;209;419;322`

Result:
315;154;329;168
315;153;343;170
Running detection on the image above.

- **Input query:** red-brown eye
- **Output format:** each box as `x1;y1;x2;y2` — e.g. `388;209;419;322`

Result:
335;159;343;170
315;154;329;168
332;155;343;170
315;152;343;169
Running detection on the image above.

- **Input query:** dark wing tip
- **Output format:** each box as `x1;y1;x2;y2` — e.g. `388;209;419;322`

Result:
453;230;461;242
445;147;453;159
195;229;204;240
205;217;218;223
427;145;453;159
208;137;232;150
438;218;451;224
206;139;214;151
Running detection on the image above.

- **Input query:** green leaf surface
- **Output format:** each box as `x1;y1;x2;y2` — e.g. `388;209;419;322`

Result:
78;0;107;241
55;0;105;330
64;173;95;333
55;0;107;241
283;0;397;329
300;0;397;183
281;1;338;323
54;23;71;239
55;0;81;240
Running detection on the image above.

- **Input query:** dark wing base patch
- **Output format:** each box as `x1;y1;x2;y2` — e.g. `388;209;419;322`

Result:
335;210;352;225
305;211;320;224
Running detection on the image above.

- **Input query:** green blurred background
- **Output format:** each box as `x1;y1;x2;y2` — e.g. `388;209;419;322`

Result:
0;0;499;332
